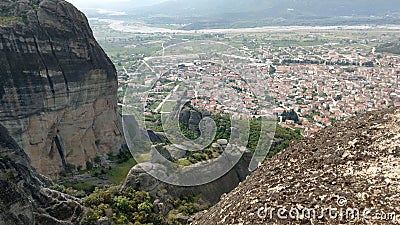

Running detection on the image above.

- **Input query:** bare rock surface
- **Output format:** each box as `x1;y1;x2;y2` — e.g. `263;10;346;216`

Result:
0;0;122;176
192;107;400;225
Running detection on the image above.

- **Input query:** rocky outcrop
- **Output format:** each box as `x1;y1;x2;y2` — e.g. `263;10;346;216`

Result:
122;149;253;211
192;107;400;224
147;130;166;143
179;108;210;136
0;123;84;225
0;0;122;176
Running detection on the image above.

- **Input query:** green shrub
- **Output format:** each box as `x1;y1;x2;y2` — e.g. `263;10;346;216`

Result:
94;156;101;164
86;161;93;171
81;185;166;225
5;170;14;180
138;202;153;213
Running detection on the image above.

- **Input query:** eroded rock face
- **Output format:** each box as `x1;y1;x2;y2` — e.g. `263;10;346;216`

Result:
0;0;122;176
179;108;210;136
122;149;253;209
192;108;400;225
0;124;84;225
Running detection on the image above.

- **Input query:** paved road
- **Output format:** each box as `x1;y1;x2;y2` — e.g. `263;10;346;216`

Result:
155;84;180;113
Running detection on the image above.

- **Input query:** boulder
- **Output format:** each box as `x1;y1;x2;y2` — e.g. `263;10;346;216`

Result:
217;139;228;145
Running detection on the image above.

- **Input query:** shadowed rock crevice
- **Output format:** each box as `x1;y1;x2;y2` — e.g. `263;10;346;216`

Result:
54;135;66;168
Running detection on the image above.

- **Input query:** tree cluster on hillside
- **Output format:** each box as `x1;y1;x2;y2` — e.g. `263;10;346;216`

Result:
80;185;207;225
281;109;300;124
376;42;400;55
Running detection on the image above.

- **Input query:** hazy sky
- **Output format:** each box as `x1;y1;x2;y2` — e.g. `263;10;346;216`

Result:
65;0;166;10
66;0;128;6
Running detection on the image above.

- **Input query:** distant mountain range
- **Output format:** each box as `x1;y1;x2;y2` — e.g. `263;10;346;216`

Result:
77;0;400;28
126;0;400;28
140;0;399;17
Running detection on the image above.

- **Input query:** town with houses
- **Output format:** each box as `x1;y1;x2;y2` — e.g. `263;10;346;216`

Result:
118;36;400;137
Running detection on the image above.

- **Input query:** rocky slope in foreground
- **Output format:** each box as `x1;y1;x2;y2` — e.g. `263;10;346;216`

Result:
193;107;400;224
0;123;83;224
0;0;122;177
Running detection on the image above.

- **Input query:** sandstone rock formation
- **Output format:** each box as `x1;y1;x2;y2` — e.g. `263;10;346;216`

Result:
0;123;84;225
0;0;122;176
123;149;253;211
179;108;210;136
192;107;400;224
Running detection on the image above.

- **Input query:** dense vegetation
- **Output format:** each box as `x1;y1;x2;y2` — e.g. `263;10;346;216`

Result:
0;0;39;24
81;185;162;225
246;117;303;157
80;185;208;225
267;125;303;158
179;112;303;164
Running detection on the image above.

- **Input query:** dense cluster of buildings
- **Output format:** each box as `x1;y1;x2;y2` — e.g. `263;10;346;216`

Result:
122;42;400;137
261;44;400;135
145;61;266;120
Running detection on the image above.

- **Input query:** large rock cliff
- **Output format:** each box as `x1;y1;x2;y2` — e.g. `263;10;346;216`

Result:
192;107;400;224
0;0;122;176
0;123;84;224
